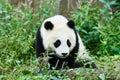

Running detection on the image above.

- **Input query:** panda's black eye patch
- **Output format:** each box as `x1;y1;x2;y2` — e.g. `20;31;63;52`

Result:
54;40;61;48
67;39;71;47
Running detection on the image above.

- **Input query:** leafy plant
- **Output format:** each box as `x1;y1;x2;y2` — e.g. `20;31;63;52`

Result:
0;0;120;80
71;1;120;56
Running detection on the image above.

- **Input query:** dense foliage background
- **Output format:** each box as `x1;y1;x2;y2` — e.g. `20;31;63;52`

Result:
0;0;120;80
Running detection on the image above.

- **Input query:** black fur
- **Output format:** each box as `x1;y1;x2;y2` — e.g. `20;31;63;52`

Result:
48;55;75;69
67;39;71;47
54;40;61;48
68;20;79;57
48;20;78;69
67;20;75;29
44;21;54;30
73;60;97;68
36;27;45;57
48;55;97;69
48;25;96;69
36;19;97;69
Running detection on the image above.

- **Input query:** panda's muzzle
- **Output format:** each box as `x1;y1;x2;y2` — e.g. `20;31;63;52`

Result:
62;53;68;56
47;51;69;59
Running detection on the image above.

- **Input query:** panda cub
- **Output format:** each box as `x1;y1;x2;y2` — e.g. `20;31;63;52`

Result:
36;15;96;69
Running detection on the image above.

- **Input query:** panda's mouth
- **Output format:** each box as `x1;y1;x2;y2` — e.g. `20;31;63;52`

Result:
55;55;68;59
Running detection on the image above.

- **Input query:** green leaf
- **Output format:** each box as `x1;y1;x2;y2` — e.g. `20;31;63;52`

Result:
50;76;58;80
99;73;105;80
99;0;106;4
22;70;31;75
110;0;117;5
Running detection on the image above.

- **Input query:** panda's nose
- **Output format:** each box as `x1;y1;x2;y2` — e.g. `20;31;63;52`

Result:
62;53;67;56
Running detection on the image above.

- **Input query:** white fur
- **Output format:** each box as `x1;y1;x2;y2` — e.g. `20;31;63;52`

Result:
40;15;89;59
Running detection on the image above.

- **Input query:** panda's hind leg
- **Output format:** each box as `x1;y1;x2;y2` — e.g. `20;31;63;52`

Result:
75;50;97;68
73;59;97;68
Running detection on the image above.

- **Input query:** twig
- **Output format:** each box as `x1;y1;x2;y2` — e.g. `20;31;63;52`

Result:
55;59;59;69
61;61;65;70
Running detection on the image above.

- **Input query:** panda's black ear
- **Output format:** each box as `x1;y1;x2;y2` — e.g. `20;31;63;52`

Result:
44;21;54;30
67;20;75;29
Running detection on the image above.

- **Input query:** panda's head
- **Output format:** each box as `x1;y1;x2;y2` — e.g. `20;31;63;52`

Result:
41;15;76;59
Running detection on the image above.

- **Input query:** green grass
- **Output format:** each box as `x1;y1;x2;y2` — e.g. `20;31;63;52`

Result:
0;0;120;80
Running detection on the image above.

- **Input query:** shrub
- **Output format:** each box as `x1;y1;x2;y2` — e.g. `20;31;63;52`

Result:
71;1;120;56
